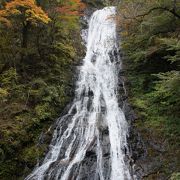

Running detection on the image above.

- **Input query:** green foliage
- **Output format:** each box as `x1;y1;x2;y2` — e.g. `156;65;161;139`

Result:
118;0;180;177
170;172;180;180
159;37;180;62
0;68;17;86
118;0;180;123
0;0;84;179
20;145;45;167
150;71;180;115
0;88;8;101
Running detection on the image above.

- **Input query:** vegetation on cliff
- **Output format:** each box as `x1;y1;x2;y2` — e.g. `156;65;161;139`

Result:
117;0;179;178
0;0;85;179
0;0;179;179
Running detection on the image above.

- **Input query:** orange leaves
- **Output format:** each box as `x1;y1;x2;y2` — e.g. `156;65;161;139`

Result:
0;10;11;26
0;0;50;26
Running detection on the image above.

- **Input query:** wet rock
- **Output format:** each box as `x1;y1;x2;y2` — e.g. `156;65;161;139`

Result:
119;69;126;76
86;151;96;158
149;140;167;153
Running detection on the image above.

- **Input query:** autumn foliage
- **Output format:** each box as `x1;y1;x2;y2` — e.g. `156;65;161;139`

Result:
0;0;50;26
0;9;10;26
55;0;86;16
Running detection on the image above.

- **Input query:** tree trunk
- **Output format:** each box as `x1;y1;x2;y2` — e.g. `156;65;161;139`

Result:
173;0;177;12
22;21;30;48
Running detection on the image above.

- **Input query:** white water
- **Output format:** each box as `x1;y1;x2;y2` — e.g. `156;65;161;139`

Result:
25;7;131;180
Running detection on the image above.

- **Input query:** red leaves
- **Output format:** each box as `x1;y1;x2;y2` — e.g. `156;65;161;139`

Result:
55;0;86;17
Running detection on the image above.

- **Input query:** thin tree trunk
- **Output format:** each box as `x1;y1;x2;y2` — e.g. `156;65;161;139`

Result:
22;21;30;48
173;0;177;12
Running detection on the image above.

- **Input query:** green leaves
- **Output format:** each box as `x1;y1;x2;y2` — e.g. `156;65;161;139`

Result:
0;68;17;86
151;71;180;111
35;103;53;120
0;0;82;178
159;38;180;62
170;172;180;180
118;1;180;170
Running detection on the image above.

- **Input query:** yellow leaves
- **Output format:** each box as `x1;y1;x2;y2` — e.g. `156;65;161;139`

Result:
25;8;50;24
0;88;9;99
0;0;51;26
0;10;11;26
0;17;11;26
10;9;21;15
121;31;129;37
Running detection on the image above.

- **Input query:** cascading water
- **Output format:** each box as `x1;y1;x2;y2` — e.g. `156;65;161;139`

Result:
26;7;132;180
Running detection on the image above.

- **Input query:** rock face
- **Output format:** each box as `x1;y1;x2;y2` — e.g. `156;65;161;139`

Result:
116;67;147;179
82;0;105;7
119;68;167;179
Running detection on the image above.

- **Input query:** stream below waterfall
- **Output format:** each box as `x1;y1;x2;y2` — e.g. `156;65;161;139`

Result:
25;6;133;180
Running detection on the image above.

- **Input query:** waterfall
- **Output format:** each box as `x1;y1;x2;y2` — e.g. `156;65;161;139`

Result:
25;7;131;180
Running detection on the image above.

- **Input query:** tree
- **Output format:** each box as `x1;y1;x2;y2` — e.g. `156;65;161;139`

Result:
54;0;86;31
56;0;85;16
0;0;50;48
0;0;85;178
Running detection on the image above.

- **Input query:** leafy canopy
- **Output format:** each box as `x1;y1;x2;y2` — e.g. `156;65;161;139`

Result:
0;0;51;26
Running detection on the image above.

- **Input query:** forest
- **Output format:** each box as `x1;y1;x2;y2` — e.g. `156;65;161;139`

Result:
0;0;85;178
118;0;180;179
0;0;179;179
